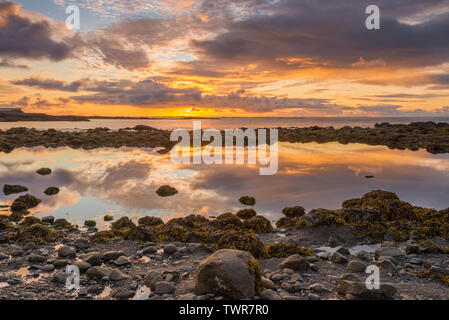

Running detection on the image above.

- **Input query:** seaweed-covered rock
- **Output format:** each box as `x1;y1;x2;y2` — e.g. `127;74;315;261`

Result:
19;216;42;226
236;209;257;220
243;216;273;233
299;208;345;227
89;231;116;243
0;220;14;230
209;213;243;232
217;231;268;258
266;242;315;258
53;218;75;230
156;222;190;242
155;185;178;197
104;215;114;222
278;254;311;272
122;227;155;242
8;211;24;222
275;217;297;229
15;224;61;244
239;196;256;206
195;249;262;299
84;220;97;227
3;184;28;195
282;206;305;218
138;216;164;227
11;194;41;212
111;217;136;232
44;187;60;196
36;168;52;175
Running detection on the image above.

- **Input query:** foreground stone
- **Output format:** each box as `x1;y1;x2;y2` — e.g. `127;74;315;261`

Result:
195;249;261;299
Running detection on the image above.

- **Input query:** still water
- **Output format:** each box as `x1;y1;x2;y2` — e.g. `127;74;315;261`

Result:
1;117;449;131
1;142;449;228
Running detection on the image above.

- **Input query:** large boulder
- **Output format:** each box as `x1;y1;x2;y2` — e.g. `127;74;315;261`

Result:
195;249;262;299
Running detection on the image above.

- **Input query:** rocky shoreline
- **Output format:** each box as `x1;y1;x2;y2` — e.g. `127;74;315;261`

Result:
1;188;449;300
2;121;449;154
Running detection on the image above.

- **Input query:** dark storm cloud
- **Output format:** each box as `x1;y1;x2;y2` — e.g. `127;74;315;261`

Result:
12;77;84;92
187;0;449;72
0;2;76;62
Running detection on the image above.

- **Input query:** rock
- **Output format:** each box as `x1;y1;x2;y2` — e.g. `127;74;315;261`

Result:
355;250;372;262
112;289;135;300
114;256;130;266
74;239;89;249
346;260;367;273
177;293;197;300
336;247;350;256
282;206;305;218
328;236;339;248
155;185;178;197
375;247;405;258
58;246;76;258
41;216;55;224
316;252;330;260
41;265;55;272
337;279;397;300
36;168;52;175
53;259;69;268
84;220;96;227
3;184;28;195
44;187;59;196
11;194;41;212
261;277;276;290
260;289;282;300
0;252;9;260
10;249;25;256
77;262;91;273
270;274;286;282
405;244;420;254
144;271;163;289
24;242;38;250
52;272;67;284
236;209;257;220
102;251;124;261
28;254;46;263
110;269;127;281
104;215;114;222
309;283;331;293
278;254;311;272
164;244;178;254
84;252;102;266
195;249;261;300
143;246;157;254
154;281;175;294
378;260;396;274
430;266;449;277
239;196;256;206
86;267;112;279
331;252;348;264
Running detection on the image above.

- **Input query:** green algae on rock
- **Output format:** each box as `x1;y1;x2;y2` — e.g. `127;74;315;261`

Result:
15;224;61;244
236;208;257;220
11;194;41;212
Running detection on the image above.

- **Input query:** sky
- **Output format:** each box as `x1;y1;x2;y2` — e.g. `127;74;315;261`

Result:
1;0;449;117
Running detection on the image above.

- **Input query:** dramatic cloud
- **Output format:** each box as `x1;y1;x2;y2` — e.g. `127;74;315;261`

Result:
0;2;76;62
12;77;84;92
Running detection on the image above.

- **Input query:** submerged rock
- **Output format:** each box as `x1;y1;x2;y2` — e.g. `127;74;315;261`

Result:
44;187;59;196
195;249;262;299
3;184;28;196
36;168;52;176
239;196;256;206
155;185;178;197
